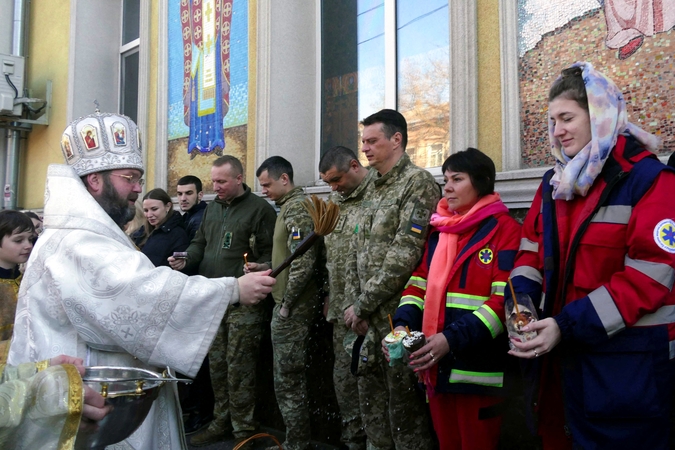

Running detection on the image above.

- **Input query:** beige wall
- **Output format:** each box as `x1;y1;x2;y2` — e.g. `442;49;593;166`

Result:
145;0;159;189
21;0;71;209
476;0;503;171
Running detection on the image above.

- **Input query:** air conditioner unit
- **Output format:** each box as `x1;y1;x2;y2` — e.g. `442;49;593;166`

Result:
0;54;25;117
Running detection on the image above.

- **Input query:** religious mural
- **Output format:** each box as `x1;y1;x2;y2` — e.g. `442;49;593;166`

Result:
518;0;675;167
167;0;250;192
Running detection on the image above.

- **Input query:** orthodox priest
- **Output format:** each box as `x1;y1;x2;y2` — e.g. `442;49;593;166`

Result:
7;109;275;449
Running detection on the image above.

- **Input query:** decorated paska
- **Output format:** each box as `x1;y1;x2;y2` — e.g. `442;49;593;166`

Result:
508;62;675;449
8;109;275;449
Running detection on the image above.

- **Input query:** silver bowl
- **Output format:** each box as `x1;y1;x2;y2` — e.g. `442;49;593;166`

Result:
74;366;176;450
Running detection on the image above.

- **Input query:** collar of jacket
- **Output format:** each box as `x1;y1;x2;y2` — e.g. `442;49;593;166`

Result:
157;209;184;234
344;168;376;203
0;265;20;280
374;152;411;187
214;184;252;207
275;186;304;207
184;200;207;218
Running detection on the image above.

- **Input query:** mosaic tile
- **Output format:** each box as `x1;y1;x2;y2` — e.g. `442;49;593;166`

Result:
518;2;675;167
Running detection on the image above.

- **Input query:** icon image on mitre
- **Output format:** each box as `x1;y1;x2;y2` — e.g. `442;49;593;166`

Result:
80;125;99;150
111;122;127;146
61;135;74;160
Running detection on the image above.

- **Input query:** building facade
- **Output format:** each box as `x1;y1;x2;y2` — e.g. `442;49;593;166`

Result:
1;0;674;209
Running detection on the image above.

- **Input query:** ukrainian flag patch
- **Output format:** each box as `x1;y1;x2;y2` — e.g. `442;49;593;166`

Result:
410;223;423;234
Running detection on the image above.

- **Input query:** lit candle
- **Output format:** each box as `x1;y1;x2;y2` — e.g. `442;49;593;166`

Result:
243;252;249;266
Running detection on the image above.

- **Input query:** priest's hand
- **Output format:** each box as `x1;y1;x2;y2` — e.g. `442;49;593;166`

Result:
168;256;186;271
237;270;275;305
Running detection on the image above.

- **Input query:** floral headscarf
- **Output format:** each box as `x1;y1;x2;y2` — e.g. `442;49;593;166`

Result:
549;61;660;200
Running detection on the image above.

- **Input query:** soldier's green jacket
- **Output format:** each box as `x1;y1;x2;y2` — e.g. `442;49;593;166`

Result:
324;169;375;323
345;153;440;326
185;184;277;322
271;187;322;313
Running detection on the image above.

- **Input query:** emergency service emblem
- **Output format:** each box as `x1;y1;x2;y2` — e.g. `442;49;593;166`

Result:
478;247;494;265
654;219;675;254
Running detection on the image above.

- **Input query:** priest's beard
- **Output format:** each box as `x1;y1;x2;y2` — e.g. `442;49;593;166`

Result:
97;176;137;228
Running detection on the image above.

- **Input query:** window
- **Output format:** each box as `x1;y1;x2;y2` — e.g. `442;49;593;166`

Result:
120;0;140;123
321;0;450;168
428;143;445;167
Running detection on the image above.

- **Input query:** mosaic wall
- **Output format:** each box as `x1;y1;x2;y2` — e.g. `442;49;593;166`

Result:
518;1;675;167
166;0;250;193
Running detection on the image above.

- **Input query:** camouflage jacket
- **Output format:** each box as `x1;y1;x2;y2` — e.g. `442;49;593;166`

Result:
345;153;440;330
324;169;375;323
271;187;323;314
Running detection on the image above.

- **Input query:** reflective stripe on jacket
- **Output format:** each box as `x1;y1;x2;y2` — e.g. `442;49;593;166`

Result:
394;211;521;396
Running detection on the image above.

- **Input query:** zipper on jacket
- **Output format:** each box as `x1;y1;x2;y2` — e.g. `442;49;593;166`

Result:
560;171;626;302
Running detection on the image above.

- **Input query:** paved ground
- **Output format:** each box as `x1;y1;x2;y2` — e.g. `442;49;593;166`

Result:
186;427;342;450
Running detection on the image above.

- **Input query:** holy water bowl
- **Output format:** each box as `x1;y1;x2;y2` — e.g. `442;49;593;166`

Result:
74;366;172;450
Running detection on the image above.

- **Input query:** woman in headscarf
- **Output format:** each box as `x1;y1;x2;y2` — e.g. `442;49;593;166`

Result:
508;62;675;450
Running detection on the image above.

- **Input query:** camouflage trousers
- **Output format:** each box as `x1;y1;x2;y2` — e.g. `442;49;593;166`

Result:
270;303;314;450
357;318;434;450
332;322;367;450
208;320;264;439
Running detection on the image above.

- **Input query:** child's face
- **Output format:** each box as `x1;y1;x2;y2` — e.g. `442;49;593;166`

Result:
0;229;34;270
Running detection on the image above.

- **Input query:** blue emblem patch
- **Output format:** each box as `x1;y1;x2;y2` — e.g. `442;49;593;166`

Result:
654;219;675;254
478;248;494;265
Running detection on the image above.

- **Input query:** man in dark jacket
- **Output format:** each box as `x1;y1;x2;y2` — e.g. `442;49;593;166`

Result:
175;174;212;435
169;156;277;448
177;175;208;241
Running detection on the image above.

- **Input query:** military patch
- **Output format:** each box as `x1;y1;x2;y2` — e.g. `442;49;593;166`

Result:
478;247;494;265
405;202;430;236
222;231;233;249
411;203;431;225
335;215;346;232
292;227;302;240
362;215;372;238
654;219;675;254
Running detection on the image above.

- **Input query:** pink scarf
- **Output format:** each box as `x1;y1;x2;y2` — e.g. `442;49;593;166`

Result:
421;193;508;386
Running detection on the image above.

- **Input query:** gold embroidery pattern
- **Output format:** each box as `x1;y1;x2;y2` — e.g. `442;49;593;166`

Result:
0;275;21;344
35;359;49;372
58;364;84;450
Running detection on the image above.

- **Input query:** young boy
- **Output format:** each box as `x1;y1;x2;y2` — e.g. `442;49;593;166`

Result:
0;211;34;363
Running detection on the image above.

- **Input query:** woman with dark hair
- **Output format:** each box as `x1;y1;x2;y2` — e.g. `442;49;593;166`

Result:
133;188;189;267
384;148;521;449
508;62;675;449
23;211;42;236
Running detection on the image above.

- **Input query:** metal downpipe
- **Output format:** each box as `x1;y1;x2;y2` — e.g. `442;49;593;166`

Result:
5;0;28;210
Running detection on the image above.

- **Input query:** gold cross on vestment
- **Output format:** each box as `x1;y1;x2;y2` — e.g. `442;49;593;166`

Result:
205;2;213;22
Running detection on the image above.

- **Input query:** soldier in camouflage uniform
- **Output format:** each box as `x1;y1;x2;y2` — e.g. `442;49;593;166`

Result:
344;110;440;450
169;156;277;448
318;146;374;450
250;156;323;450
